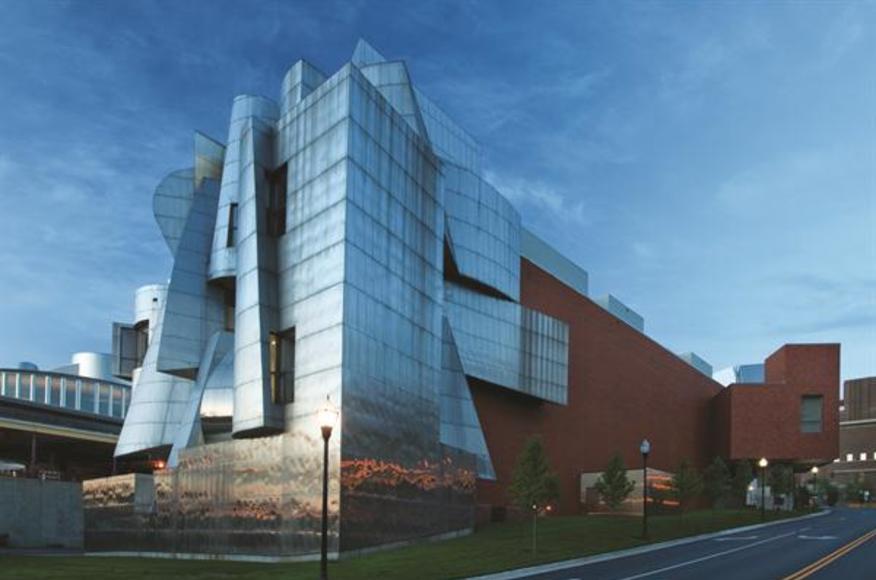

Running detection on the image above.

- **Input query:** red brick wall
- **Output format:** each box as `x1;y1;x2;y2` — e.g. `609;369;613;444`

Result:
715;344;839;463
472;260;723;515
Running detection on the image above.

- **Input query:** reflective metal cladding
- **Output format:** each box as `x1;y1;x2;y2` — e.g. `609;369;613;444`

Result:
96;39;569;558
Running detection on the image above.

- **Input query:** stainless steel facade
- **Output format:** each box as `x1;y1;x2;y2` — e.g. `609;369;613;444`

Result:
95;40;569;558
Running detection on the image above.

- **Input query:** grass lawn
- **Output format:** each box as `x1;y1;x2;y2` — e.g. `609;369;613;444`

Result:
2;509;810;580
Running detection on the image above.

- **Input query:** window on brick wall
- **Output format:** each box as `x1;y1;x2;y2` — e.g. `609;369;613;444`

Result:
861;452;868;461
846;453;854;461
800;395;823;433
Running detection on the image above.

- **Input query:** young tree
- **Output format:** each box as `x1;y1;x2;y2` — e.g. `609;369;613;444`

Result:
508;436;559;553
703;457;731;509
671;459;703;513
768;464;794;497
594;452;635;510
730;460;753;507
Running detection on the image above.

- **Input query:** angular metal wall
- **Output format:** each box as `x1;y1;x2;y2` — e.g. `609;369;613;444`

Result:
444;163;521;301
104;39;575;557
231;109;284;436
445;282;569;404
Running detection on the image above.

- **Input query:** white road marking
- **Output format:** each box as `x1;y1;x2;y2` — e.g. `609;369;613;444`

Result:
615;530;801;580
714;535;759;542
798;534;838;540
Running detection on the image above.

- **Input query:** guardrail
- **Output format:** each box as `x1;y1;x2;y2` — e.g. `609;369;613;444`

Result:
0;369;130;420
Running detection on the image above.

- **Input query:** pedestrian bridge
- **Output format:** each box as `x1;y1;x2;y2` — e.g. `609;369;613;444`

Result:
0;369;130;480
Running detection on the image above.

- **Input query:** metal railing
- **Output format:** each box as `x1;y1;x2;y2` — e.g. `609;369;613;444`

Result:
0;369;130;420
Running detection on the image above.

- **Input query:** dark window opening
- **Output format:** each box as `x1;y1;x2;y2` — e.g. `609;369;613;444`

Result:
269;328;295;404
113;322;149;379
267;163;287;237
801;395;823;433
226;203;239;247
224;287;236;332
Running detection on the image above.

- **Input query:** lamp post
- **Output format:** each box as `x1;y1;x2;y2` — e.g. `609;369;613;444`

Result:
640;439;651;540
758;458;768;521
318;397;339;580
810;466;819;506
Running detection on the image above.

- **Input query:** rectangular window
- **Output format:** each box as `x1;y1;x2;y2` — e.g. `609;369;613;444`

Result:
861;452;868;461
18;373;32;401
267;164;287;237
226;203;239;247
63;378;77;409
80;381;96;413
98;384;111;415
112;387;123;418
224;287;236;332
49;376;62;406
269;328;295;404
847;453;854;462
801;395;823;433
113;322;148;379
33;375;47;405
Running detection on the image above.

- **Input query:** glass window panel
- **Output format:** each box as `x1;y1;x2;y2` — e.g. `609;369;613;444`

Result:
80;381;96;413
49;376;62;406
33;375;47;405
801;395;823;433
63;378;77;409
98;384;111;415
18;373;32;401
111;386;123;417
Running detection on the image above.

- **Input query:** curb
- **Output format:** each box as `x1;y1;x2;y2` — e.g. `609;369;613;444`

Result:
467;509;831;580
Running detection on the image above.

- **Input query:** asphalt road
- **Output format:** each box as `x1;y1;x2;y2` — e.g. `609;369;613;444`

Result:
517;508;876;580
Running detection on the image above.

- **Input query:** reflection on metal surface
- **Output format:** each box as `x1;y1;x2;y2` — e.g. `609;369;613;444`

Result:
440;318;495;479
445;282;569;404
94;39;573;557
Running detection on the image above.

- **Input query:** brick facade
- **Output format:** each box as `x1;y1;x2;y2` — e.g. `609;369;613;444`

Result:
472;259;840;515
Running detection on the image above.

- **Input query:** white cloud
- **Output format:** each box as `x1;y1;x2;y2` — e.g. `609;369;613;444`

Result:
483;170;594;229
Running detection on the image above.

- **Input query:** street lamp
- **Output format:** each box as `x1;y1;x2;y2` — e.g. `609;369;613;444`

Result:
318;397;339;580
640;439;651;539
758;457;768;521
810;466;819;505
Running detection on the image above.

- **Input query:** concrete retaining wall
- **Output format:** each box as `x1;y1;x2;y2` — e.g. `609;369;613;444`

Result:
0;478;83;548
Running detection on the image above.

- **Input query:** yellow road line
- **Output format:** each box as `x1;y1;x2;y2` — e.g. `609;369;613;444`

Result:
783;528;876;580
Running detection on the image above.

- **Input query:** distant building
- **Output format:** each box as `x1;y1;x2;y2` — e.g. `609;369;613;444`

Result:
822;377;876;490
678;352;713;377
713;363;765;386
593;294;645;332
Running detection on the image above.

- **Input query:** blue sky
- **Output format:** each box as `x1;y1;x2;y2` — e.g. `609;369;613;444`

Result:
0;1;873;388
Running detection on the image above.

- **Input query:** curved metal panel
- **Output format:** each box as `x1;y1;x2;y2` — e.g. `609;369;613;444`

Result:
115;295;195;457
134;284;167;331
155;177;224;377
209;95;280;282
280;60;326;117
153;168;195;257
231;116;284;436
